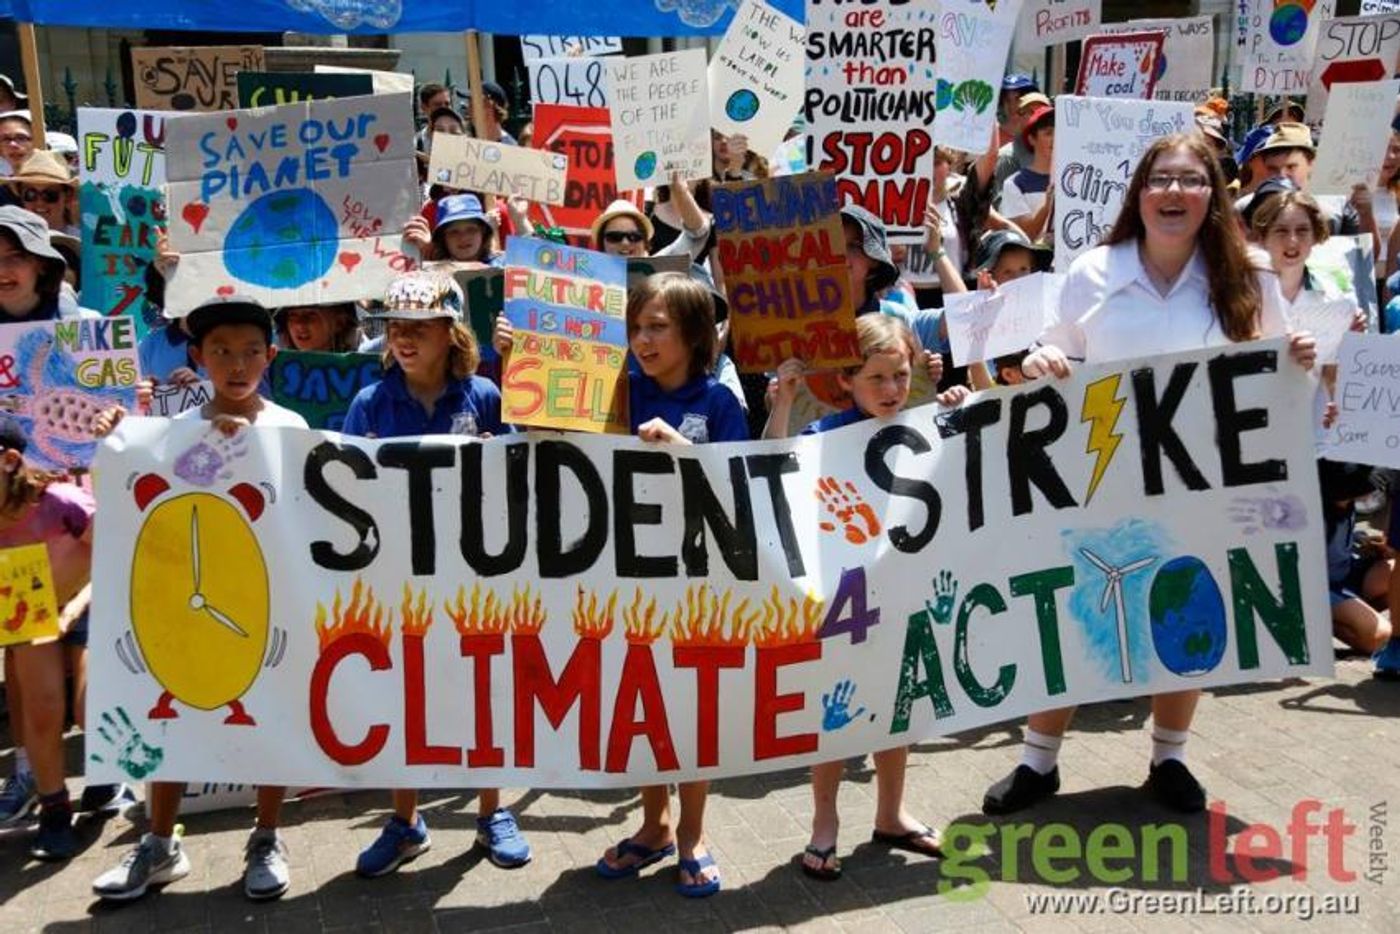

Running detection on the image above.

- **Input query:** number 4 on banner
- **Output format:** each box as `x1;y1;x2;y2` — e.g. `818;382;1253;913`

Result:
819;566;880;644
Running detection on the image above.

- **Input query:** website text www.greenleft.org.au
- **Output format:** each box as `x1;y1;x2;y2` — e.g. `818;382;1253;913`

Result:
1022;887;1359;920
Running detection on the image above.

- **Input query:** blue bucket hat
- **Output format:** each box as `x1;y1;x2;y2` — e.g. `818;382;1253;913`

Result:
1001;73;1037;93
435;193;495;232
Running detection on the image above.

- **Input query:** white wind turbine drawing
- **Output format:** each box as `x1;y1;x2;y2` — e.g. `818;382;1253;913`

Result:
1079;548;1155;684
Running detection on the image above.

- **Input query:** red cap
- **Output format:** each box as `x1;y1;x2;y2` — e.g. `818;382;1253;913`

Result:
1021;104;1055;150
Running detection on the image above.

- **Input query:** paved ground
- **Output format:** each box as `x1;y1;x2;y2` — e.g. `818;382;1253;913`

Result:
1;651;1396;933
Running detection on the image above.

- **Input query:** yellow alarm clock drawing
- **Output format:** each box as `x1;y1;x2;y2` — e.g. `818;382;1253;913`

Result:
117;471;287;726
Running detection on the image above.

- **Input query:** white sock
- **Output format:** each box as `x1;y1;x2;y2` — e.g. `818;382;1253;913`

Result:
1019;729;1063;775
1151;726;1190;765
14;749;31;777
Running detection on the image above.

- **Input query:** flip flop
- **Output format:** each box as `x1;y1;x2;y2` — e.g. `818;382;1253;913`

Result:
871;826;944;859
799;844;842;881
595;838;676;879
676;853;721;898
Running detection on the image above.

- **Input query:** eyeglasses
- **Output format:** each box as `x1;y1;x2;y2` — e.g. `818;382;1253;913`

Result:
0;134;31;145
21;188;62;205
1145;173;1211;193
603;230;645;244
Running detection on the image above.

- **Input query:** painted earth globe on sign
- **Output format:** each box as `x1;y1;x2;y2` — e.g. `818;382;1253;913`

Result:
635;151;658;181
1269;1;1311;46
1148;556;1228;677
725;89;760;122
225;188;338;289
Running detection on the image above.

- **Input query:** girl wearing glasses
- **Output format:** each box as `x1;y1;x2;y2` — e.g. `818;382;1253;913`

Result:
986;133;1317;818
590;172;711;262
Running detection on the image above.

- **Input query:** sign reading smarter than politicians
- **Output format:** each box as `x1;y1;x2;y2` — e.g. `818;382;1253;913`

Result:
606;50;711;190
528;58;611;108
0;545;60;648
1052;95;1194;271
501;236;630;434
236;71;374;109
131;45;265;112
1076;31;1165;99
77;108;175;337
0;320;140;472
1099;17;1215;103
1310;79;1400;195
519;35;623;61
88;341;1332;788
1305;14;1400;123
944;273;1065;367
529;105;641;246
712;172;860;373
709;0;806;157
428;134;569;204
1239;0;1337;94
1015;0;1102;51
163;94;419;314
932;0;1022;155
269;351;382;431
805;0;942;242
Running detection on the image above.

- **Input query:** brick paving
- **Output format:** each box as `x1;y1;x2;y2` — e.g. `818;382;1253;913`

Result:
1;652;1397;932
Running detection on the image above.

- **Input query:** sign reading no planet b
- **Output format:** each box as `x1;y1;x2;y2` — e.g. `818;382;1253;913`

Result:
163;94;419;314
713;172;859;373
428;134;569;205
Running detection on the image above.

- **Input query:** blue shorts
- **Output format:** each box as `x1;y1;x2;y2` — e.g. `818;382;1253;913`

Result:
59;608;88;648
1329;556;1380;608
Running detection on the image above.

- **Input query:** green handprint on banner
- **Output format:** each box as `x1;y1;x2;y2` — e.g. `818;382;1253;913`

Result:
89;706;164;780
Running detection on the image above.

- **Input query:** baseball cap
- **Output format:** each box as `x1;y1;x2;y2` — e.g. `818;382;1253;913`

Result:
183;297;276;344
1002;74;1037;93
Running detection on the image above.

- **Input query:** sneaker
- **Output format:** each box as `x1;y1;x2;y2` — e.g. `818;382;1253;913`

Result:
476;808;532;868
356;814;430;878
31;803;77;862
92;833;192;901
78;783;137;816
0;772;37;825
1374;639;1400;681
982;765;1060;815
1145;760;1206;813
244;828;290;901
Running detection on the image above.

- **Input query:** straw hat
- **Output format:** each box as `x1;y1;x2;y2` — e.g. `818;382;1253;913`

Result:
589;200;653;248
8;150;75;188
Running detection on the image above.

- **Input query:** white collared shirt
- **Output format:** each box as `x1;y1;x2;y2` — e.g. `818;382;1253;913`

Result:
1039;241;1290;364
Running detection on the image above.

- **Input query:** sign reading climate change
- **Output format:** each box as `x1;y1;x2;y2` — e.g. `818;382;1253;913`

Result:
164;94;419;314
88;342;1331;788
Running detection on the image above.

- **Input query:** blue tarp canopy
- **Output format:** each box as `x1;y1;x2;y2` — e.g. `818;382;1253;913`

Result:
9;1;805;36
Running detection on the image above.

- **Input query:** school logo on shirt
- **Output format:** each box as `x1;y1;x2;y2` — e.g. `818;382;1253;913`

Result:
677;413;710;444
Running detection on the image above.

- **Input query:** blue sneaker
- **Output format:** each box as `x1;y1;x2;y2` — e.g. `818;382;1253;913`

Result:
356;814;430;878
476;808;531;868
31;803;77;862
0;772;37;825
1374;639;1400;681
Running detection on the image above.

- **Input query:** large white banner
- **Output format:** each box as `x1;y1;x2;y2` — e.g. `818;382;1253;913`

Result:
88;343;1331;788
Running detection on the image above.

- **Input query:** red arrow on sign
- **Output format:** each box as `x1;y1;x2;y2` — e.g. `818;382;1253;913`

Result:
1320;59;1388;90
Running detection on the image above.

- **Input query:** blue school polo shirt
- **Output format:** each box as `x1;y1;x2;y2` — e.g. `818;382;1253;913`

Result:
801;407;871;436
341;365;505;438
629;371;749;444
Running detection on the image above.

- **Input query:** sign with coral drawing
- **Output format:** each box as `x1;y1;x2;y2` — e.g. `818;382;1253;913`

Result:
163;94;419;315
0;545;60;647
88;341;1331;787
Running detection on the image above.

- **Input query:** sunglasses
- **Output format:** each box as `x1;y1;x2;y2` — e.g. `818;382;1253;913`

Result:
603;230;645;244
21;188;62;205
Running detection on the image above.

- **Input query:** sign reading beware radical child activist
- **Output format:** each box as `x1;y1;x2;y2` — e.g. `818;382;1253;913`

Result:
163;94;419;314
88;341;1331;788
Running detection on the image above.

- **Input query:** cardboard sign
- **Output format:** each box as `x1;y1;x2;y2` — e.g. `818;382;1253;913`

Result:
0;545;60;647
1363;0;1400;13
1052;95;1194;271
1099;16;1215;103
712;172;859;372
805;0;942;242
77;108;176;337
164;94;419;313
528;58;610;108
1324;332;1400;464
428;134;569;204
709;0;806;156
88;342;1333;787
1311;80;1400;195
1305;14;1400;123
1239;0;1337;94
501;237;629;433
236;71;374;109
529;105;641;244
314;65;414;95
1289;297;1357;364
269;351;382;431
131;45;265;112
944;273;1064;366
1015;0;1102;51
606;50;711;190
0;320;141;471
1075;31;1165;99
933;0;1022;155
519;35;623;60
447;265;504;365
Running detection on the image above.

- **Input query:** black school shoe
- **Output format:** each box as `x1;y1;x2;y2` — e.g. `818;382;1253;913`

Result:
1145;760;1206;813
982;765;1060;815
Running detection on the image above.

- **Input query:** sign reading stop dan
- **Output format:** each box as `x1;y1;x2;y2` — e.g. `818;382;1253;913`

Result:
529;104;641;245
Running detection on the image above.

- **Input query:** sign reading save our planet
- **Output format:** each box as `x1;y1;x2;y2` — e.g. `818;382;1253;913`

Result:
163;94;419;314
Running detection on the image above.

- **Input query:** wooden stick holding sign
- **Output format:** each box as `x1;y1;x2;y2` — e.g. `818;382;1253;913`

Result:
428;134;569;204
17;24;46;145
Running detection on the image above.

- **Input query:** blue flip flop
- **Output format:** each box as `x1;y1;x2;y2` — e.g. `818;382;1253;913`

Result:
676;853;721;898
595;838;676;879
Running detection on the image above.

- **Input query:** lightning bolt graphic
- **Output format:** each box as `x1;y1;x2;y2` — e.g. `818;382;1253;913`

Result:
1081;374;1126;504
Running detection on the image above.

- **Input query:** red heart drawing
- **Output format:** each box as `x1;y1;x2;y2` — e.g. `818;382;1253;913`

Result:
226;117;238;131
338;251;362;273
373;134;391;153
217;285;235;297
181;202;210;234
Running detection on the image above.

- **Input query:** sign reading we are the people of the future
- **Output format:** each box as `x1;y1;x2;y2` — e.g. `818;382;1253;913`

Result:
88;341;1331;788
163;94;419;313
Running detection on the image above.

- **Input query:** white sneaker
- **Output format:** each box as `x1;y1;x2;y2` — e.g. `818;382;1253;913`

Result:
243;828;290;901
92;833;192;901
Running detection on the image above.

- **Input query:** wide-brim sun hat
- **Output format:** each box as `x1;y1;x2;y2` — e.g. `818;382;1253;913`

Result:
0;205;67;272
590;199;654;247
838;204;899;294
7;149;75;189
974;228;1052;273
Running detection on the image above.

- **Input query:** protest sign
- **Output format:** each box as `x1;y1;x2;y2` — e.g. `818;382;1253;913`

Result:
0;545;59;648
131;46;264;112
933;0;1022;154
77;108;175;337
1363;0;1400;13
1075;31;1165;99
1239;0;1337;94
944;273;1064;367
315;65;414;95
0;319;140;471
1311;80;1400;195
89;341;1332;788
1305;14;1400;122
1288;298;1356;364
520;35;623;60
163;94;419;314
1099;17;1215;103
606;50;711;190
148;380;214;417
529;105;640;244
528;58;610;108
428;134;569;204
501;236;629;433
236;71;374;109
1015;0;1101;51
1322;332;1400;465
712;172;859;372
1310;233;1379;323
268;351;382;431
709;0;805;157
805;0;943;241
1052;95;1194;271
447;266;504;366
